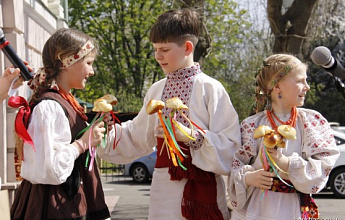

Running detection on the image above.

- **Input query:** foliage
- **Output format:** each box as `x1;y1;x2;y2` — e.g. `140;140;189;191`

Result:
257;0;345;125
68;0;169;112
200;0;254;120
303;0;345;125
68;0;255;120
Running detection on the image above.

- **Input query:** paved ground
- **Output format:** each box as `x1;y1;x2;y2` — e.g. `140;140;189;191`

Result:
102;175;345;220
102;176;150;220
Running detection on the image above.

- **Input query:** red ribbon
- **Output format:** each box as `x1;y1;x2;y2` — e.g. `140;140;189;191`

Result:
8;96;35;152
110;110;122;149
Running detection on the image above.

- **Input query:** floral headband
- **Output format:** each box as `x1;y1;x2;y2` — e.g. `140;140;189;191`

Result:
60;40;95;68
28;41;94;90
254;61;295;113
267;63;294;93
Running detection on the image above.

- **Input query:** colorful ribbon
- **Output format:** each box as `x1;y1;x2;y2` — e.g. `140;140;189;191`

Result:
76;110;120;171
259;142;293;200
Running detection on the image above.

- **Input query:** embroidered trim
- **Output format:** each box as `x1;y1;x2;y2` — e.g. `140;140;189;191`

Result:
267;63;295;93
60;40;94;68
162;64;203;149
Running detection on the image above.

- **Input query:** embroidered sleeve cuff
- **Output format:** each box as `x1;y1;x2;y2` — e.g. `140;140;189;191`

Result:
185;130;204;150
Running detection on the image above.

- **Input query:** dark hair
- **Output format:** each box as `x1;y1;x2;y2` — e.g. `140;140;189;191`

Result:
149;8;201;46
30;28;98;104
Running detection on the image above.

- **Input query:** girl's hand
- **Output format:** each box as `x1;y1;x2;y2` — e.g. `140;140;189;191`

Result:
266;147;289;171
245;169;274;189
80;121;106;149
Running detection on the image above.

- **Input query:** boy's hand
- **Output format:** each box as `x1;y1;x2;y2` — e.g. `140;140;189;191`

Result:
155;121;192;143
173;121;192;143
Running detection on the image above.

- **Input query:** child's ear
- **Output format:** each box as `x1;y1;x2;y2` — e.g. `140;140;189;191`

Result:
273;83;281;94
185;41;194;55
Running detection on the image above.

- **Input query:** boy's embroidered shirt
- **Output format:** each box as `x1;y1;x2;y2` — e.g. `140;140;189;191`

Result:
162;64;203;149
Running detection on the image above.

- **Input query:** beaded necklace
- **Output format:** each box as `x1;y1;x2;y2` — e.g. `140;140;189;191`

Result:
57;88;88;121
267;107;297;130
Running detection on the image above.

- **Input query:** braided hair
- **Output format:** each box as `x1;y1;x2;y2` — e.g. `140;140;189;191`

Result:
254;54;307;113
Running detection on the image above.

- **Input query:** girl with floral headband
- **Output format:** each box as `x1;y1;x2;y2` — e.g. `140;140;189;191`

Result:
227;54;339;219
10;28;110;220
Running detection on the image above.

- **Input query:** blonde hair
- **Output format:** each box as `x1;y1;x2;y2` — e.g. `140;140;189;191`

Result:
255;54;307;113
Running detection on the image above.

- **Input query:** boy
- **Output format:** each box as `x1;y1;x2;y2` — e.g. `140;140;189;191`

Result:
98;8;241;220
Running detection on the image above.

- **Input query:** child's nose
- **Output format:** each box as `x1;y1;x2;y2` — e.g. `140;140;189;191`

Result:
155;52;163;60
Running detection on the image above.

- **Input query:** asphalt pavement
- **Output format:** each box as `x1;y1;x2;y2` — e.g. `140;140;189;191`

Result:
101;175;345;220
102;175;150;220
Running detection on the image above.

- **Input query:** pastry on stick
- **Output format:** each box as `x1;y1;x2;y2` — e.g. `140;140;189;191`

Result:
277;125;296;140
165;97;188;110
263;132;283;148
92;94;118;112
253;125;274;139
146;99;165;115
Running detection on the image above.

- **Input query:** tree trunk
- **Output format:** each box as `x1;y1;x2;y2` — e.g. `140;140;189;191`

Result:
267;0;318;55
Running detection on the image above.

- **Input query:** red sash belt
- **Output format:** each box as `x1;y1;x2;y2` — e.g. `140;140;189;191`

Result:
270;177;296;193
155;137;191;168
156;137;223;220
269;177;319;219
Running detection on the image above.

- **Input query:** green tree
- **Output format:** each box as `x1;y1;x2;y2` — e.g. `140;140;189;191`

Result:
173;0;254;120
68;0;253;119
263;0;345;124
304;0;345;124
68;0;168;112
267;0;318;55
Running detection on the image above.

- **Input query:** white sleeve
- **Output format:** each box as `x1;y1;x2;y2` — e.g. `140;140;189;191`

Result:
97;83;163;164
189;78;242;175
21;100;80;185
288;110;340;193
227;116;259;210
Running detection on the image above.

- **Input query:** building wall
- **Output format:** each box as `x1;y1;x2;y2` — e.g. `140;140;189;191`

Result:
0;0;68;202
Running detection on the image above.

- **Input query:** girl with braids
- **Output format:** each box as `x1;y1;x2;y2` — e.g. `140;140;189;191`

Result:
227;54;339;219
10;28;110;220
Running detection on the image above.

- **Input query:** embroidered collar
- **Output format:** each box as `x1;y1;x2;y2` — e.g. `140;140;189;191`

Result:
167;63;201;80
